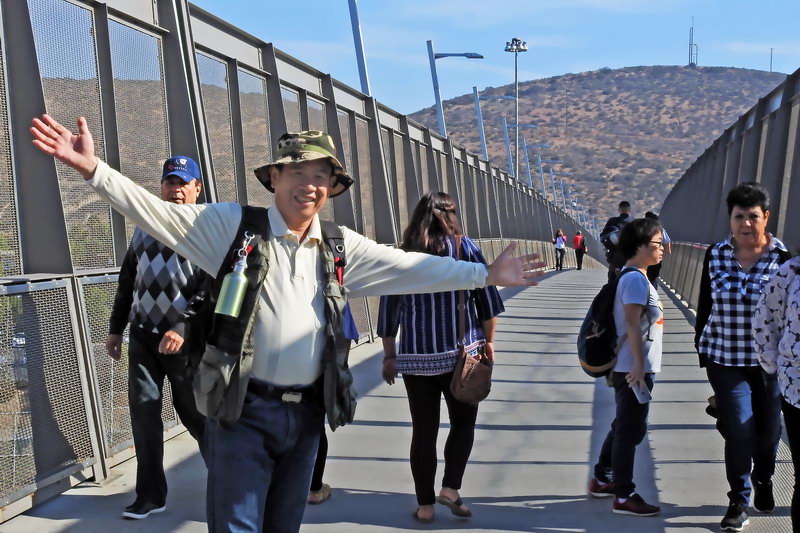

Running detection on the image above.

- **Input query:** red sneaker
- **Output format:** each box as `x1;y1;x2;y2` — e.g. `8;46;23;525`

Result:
612;493;660;516
588;478;616;498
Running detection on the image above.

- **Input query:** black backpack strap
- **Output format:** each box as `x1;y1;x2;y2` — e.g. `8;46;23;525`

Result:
320;219;346;284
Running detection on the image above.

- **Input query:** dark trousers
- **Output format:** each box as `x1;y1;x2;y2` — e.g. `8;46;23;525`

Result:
575;249;585;270
403;372;479;505
128;327;206;506
607;251;626;282
594;372;654;497
310;430;328;492
646;262;662;287
705;361;781;503
782;399;800;533
555;248;565;270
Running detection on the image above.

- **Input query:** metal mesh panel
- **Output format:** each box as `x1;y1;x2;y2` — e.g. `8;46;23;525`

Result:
393;133;408;231
0;282;94;504
380;128;395;233
79;279;177;458
28;0;112;271
108;20;170;244
355;118;374;239
0;35;21;276
281;86;301;133
237;69;273;208
419;144;430;194
196;53;237;202
348;297;370;341
335;110;359;228
307;97;326;132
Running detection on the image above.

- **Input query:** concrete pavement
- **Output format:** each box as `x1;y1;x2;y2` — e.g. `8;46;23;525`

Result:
1;269;792;532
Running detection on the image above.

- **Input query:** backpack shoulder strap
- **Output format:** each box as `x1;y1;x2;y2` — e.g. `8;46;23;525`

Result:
320;219;346;285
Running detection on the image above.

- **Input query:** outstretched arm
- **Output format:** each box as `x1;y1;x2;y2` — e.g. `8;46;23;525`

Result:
30;115;98;179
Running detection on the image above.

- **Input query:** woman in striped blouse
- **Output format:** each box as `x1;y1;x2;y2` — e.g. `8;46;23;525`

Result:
378;192;504;524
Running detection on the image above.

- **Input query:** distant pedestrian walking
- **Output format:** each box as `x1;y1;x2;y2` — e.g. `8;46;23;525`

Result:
589;217;664;517
573;230;587;270
553;229;567;271
378;192;504;524
695;182;790;532
643;212;671;288
754;256;800;533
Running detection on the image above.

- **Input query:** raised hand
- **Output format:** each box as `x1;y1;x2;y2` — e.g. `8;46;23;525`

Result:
486;242;546;287
30;114;98;179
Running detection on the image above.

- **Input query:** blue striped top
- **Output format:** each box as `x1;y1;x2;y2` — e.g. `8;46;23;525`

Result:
377;236;505;376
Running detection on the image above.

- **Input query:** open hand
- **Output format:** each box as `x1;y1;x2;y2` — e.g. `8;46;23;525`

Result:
486;243;546;287
30;115;98;179
382;359;396;385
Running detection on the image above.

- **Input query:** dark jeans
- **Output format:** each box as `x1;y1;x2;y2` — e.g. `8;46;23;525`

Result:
128;327;205;506
705;361;781;503
205;388;324;532
555;248;565;270
607;251;626;282
782;399;800;533
403;372;479;505
575;249;585;270
594;372;654;498
310;430;328;492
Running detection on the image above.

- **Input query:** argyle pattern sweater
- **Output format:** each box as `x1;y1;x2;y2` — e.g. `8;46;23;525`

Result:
109;228;206;338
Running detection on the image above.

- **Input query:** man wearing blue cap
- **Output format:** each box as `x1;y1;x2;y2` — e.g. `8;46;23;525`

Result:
106;155;209;520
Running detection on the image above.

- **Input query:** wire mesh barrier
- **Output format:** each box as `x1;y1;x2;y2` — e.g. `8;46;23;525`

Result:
0;0;682;521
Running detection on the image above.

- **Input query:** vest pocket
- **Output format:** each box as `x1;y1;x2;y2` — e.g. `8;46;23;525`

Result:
193;344;238;419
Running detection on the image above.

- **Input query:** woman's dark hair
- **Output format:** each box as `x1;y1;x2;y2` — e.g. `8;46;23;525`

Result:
401;192;462;255
618;218;662;260
644;211;659;220
554;229;564;239
726;182;770;215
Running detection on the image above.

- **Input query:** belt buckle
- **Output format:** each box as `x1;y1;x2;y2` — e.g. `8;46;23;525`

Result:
281;391;303;404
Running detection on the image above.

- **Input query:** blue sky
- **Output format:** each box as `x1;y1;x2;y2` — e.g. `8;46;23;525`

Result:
191;0;800;115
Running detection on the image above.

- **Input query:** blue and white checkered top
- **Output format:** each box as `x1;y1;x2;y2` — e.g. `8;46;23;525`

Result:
698;235;788;367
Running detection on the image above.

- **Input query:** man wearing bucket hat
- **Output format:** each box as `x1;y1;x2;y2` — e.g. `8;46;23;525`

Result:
106;155;209;520
31;115;545;532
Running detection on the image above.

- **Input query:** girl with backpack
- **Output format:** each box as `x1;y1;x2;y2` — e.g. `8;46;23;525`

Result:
588;217;664;516
553;229;567;271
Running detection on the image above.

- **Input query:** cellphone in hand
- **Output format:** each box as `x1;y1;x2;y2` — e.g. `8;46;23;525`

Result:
632;381;651;404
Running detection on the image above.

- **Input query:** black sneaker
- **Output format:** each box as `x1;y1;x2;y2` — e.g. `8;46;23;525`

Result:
122;500;166;520
720;500;749;532
753;480;775;513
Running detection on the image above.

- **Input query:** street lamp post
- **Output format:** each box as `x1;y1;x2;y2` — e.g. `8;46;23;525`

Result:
348;0;371;95
504;37;528;179
501;118;536;178
427;40;483;138
473;88;515;160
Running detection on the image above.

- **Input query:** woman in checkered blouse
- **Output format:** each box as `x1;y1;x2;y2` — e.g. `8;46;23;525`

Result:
695;182;791;532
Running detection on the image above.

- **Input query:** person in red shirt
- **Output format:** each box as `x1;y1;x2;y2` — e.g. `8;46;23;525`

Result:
573;230;588;270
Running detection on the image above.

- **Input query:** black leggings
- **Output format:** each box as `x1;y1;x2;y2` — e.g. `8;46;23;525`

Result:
782;399;800;533
310;430;328;492
555;248;565;270
403;372;479;505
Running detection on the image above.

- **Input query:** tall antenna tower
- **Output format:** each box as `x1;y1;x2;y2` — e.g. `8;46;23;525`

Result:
688;17;698;67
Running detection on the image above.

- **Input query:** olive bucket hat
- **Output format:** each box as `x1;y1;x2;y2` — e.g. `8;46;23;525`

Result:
253;130;354;198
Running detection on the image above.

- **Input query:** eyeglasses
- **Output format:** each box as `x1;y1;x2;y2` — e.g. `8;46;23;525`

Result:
649;241;665;248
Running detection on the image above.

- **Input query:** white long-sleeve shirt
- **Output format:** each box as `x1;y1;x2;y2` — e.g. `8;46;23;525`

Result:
89;161;489;385
754;257;800;407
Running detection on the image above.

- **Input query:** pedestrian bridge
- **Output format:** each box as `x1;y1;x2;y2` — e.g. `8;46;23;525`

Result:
0;0;799;531
2;267;793;533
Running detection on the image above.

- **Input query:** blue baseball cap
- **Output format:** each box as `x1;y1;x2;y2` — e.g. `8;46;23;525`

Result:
162;156;201;183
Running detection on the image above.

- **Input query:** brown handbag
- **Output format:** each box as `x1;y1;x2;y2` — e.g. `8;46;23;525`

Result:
449;235;493;405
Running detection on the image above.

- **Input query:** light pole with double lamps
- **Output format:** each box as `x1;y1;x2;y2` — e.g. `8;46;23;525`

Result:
504;37;528;179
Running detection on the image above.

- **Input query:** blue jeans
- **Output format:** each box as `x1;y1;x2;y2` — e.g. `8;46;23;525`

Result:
205;388;324;533
706;361;781;503
594;372;654;497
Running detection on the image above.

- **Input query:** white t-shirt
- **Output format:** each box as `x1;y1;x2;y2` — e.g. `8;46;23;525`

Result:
554;236;567;249
613;269;664;373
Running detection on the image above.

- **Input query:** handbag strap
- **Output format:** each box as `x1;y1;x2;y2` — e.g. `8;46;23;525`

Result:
455;235;466;346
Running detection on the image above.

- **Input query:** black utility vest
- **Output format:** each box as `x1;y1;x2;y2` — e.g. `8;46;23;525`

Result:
193;206;357;430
